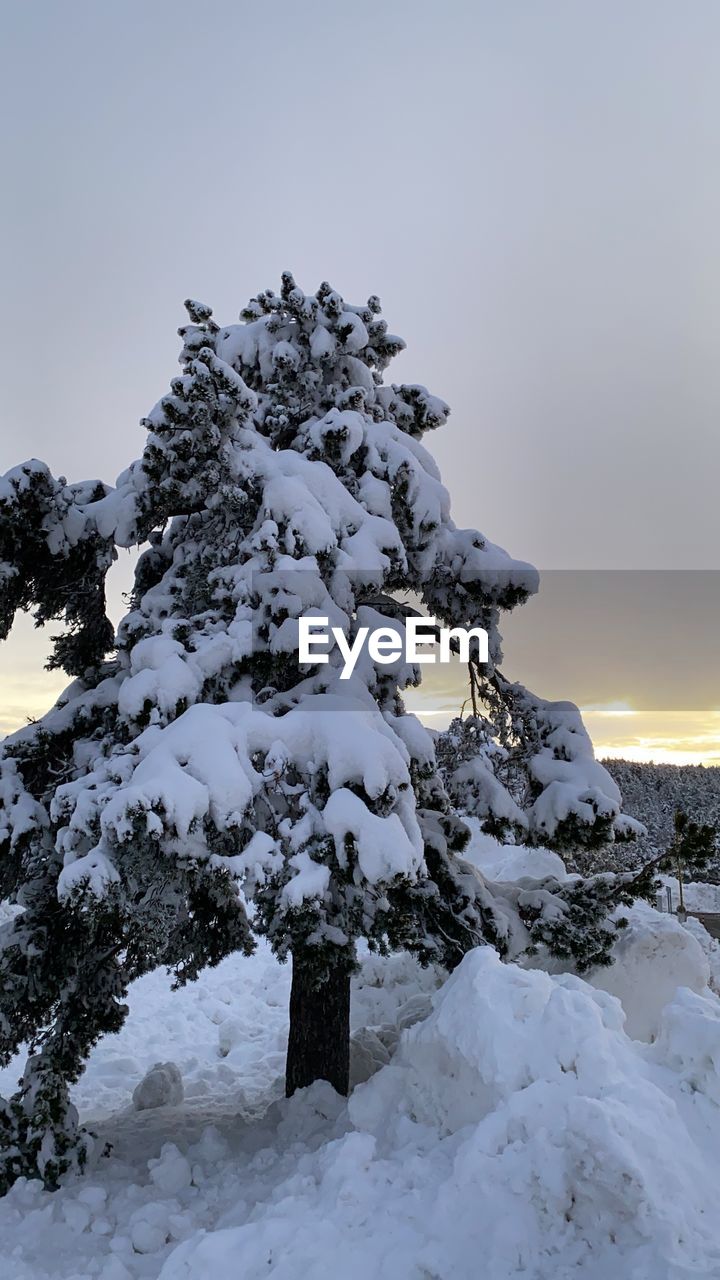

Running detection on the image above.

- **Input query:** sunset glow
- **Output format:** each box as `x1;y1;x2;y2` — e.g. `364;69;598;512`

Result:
402;685;720;767
3;615;717;769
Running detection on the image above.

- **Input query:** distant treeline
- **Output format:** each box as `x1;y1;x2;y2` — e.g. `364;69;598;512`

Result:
598;759;720;879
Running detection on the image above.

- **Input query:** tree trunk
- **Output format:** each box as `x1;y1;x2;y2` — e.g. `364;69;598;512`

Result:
677;857;686;915
285;954;351;1097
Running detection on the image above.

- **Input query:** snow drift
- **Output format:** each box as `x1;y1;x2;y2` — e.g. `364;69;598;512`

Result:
1;917;720;1278
159;950;720;1280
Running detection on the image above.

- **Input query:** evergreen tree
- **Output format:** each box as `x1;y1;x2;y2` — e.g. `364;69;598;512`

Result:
599;759;720;879
437;681;644;855
660;810;717;914
0;276;638;1190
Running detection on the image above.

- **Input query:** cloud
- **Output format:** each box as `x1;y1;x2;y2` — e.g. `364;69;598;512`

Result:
585;709;720;766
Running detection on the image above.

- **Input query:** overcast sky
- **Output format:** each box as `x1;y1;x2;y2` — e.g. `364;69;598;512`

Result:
1;1;718;760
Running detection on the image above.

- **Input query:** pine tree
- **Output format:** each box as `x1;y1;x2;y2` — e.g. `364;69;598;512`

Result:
437;680;644;855
0;275;638;1189
660;810;717;915
599;760;720;879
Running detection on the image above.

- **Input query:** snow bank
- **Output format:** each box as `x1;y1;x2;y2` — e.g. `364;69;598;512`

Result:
3;936;720;1278
649;985;720;1106
160;951;720;1280
351;947;634;1136
465;822;714;1042
463;819;568;882
4;847;720;1280
658;874;720;914
683;914;720;994
589;900;710;1041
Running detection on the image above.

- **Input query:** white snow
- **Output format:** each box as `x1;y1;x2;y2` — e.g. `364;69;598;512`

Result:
2;868;720;1278
322;788;421;884
463;818;568;881
133;1065;184;1113
53;691;426;903
465;821;715;1039
8;794;718;1278
658;873;720;913
590;900;711;1041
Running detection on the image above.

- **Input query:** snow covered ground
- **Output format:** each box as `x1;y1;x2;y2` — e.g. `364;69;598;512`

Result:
2;832;720;1279
657;873;720;914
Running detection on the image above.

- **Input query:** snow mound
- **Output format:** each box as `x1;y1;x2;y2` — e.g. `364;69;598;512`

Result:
464;822;712;1043
133;1063;184;1112
161;951;720;1280
463;820;568;882
650;985;720;1106
349;1027;390;1089
659;875;720;913
683;914;720;994
589;900;710;1041
351;948;630;1134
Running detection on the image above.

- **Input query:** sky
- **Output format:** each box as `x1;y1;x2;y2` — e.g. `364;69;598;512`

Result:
0;0;718;762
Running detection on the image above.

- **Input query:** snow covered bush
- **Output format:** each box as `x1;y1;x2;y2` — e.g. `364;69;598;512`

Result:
0;275;640;1190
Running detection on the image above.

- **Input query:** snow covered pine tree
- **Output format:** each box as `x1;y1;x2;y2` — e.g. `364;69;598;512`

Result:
0;275;639;1190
